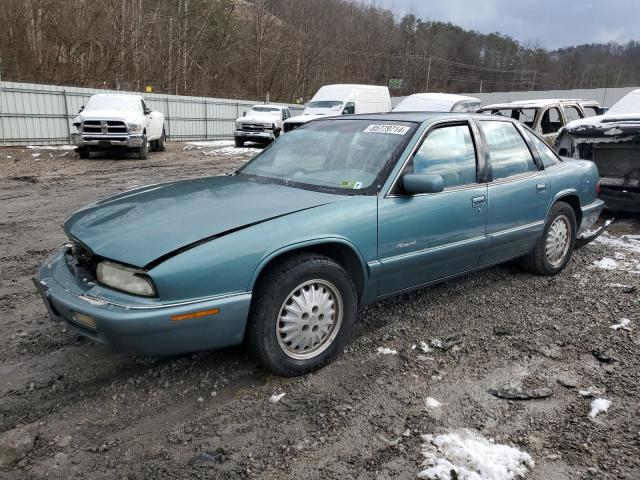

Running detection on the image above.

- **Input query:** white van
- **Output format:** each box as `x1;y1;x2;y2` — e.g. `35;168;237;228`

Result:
283;84;391;132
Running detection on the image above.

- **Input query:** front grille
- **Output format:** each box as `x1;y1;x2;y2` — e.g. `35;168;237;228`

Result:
240;123;268;132
82;120;128;135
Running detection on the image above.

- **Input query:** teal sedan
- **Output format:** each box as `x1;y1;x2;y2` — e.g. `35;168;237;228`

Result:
34;113;604;376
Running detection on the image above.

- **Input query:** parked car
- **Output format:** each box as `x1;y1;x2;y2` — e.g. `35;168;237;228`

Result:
557;89;640;212
478;99;602;147
35;112;604;376
234;104;292;147
72;94;165;159
283;84;391;132
393;93;481;112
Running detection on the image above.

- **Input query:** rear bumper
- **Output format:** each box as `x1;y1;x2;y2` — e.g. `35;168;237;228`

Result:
33;250;251;356
72;133;145;149
600;187;640;213
576;198;605;235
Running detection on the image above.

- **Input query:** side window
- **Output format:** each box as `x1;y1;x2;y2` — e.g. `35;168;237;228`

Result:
410;124;477;188
540;107;563;134
480;121;538;180
563;105;583;123
527;130;562;168
583;106;599;117
343;102;355;115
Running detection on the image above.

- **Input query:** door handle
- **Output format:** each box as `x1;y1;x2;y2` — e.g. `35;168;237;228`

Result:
472;195;486;207
536;183;547;193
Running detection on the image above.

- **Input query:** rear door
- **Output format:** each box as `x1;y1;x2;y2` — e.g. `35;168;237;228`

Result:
538;106;564;147
377;121;488;295
478;119;550;265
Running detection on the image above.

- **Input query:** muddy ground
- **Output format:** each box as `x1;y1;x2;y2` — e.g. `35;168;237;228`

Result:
0;143;638;479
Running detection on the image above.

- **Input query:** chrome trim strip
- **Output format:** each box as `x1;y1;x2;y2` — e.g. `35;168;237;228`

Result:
489;221;545;238
78;291;251;310
382;235;486;263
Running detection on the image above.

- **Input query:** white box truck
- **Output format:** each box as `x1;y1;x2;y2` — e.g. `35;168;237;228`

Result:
283;84;391;132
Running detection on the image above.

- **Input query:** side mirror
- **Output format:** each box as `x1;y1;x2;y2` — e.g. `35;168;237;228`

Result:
402;173;444;195
144;108;151;115
79;106;84;113
243;111;247;116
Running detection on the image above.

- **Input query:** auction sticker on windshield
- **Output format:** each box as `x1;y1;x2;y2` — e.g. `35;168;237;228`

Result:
364;124;411;135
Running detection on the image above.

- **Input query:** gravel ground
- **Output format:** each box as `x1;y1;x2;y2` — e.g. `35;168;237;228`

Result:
0;143;638;479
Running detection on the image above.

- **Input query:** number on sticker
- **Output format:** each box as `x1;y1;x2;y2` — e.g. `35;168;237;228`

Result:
364;125;410;135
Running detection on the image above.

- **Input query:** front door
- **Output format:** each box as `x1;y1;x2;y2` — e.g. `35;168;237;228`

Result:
378;122;488;296
478;119;551;265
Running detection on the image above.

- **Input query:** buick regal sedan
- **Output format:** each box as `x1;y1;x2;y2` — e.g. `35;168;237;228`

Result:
34;113;604;376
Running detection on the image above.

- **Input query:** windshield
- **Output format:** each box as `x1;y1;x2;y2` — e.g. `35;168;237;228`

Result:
307;101;343;110
251;106;280;113
482;108;537;127
238;119;416;193
85;95;141;112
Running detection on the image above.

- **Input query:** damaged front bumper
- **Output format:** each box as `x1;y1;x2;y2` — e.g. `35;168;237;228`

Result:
33;249;251;356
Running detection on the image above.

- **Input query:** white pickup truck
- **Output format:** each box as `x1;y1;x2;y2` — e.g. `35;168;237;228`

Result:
72;94;165;159
234;104;292;146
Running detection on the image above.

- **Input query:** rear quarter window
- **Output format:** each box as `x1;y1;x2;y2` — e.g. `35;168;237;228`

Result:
527;130;562;168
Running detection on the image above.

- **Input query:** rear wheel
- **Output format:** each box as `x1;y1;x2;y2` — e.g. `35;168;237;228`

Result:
247;253;357;377
234;137;244;148
521;202;576;275
156;128;166;152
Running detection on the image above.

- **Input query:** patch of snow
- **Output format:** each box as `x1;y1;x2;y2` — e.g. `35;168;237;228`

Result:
610;318;631;331
418;429;534;480
589;398;611;419
424;397;442;410
202;146;260;157
594;233;640;255
377;347;398;355
26;145;75;151
31;153;41;157
269;393;286;403
607;283;633;288
419;341;432;353
593;257;618;270
184;140;234;149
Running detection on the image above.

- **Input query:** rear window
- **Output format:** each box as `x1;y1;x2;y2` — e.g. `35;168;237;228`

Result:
480;121;538;180
527;130;562;168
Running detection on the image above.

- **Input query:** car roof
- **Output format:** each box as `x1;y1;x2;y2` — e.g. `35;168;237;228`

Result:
251;104;287;109
480;98;597;110
322;111;514;124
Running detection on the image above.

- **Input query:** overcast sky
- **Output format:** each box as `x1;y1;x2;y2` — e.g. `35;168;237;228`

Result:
371;0;639;49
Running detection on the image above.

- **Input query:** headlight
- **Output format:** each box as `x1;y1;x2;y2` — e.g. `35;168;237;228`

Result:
127;122;143;133
96;261;157;297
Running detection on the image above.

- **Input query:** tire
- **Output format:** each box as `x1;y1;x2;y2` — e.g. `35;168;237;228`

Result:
247;253;357;377
157;129;166;152
234;137;244;148
521;202;577;276
78;149;90;159
138;136;148;160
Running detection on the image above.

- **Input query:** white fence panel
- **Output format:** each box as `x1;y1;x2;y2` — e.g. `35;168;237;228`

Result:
0;81;304;146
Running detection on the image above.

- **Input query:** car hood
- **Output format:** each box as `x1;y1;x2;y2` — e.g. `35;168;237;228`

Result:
237;113;279;123
76;109;142;123
64;175;344;268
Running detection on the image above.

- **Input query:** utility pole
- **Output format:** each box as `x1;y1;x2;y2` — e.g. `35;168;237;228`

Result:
0;57;5;146
425;56;432;92
530;71;537;91
479;80;483;93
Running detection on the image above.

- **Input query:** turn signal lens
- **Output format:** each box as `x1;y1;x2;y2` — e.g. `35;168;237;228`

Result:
72;312;96;329
171;308;220;322
595;182;601;195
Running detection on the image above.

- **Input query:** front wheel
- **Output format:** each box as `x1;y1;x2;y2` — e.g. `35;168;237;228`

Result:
234;137;244;148
247;254;357;377
138;136;148;160
521;202;577;275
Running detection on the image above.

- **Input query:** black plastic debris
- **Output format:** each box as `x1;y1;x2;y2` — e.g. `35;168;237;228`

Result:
188;449;225;467
436;335;464;350
488;387;553;400
493;326;512;336
592;350;619;364
623;286;637;294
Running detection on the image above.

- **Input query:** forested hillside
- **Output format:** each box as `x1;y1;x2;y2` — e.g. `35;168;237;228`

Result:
1;0;639;102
